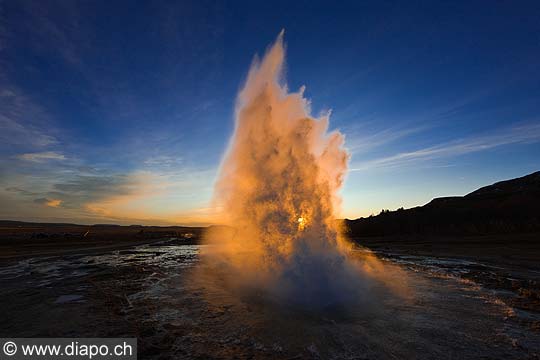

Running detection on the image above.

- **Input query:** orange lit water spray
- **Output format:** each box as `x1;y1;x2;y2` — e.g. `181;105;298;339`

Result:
203;32;404;305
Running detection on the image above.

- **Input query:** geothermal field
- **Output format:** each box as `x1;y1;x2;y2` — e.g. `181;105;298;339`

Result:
1;3;540;360
2;33;540;359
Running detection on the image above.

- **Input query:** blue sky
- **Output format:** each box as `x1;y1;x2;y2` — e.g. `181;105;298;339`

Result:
1;1;539;225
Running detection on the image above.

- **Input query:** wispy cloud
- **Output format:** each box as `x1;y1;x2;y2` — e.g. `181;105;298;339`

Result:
77;168;216;224
5;187;39;196
351;122;540;171
34;198;62;208
4;1;83;67
0;93;58;148
345;125;427;154
17;151;66;162
143;155;183;168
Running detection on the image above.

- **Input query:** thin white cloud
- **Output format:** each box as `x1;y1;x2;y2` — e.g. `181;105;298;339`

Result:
345;125;427;154
350;122;540;171
0;75;60;149
143;155;183;168
0;115;58;147
17;151;66;162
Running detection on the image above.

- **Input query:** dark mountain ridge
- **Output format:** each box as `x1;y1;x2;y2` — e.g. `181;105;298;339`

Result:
345;171;540;237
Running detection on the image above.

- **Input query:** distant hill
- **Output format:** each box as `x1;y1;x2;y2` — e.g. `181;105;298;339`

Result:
0;220;202;230
0;221;205;243
345;171;540;237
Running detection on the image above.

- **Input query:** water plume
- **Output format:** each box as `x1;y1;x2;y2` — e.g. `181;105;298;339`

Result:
201;32;407;307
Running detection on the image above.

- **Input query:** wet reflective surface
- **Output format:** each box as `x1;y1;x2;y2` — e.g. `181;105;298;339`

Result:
1;241;539;359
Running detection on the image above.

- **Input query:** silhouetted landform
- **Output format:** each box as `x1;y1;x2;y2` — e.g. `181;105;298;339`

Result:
345;172;540;312
345;171;540;237
0;221;204;259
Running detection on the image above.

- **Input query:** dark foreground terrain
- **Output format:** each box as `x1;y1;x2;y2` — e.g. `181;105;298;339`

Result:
354;233;540;316
1;238;539;359
0;221;539;358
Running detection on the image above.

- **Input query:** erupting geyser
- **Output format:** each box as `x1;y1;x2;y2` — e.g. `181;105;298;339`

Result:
202;32;396;306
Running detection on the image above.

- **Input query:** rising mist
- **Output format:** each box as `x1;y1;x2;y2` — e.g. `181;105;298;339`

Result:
201;32;407;306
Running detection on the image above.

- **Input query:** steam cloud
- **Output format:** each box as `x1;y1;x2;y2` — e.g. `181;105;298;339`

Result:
201;32;406;307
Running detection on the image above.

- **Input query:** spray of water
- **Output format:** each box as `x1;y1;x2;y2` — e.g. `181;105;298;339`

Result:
201;32;408;306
